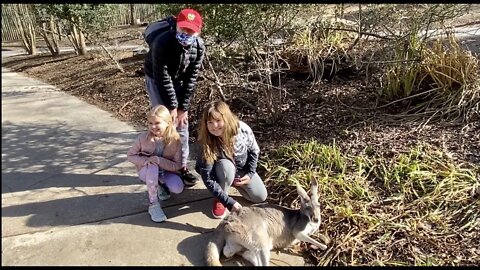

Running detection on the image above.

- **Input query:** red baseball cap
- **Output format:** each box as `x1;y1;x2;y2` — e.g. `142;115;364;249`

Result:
176;9;202;34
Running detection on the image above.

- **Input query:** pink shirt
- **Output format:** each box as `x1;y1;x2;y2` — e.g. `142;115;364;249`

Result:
127;131;182;172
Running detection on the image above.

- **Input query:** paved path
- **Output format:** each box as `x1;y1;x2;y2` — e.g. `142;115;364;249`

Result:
1;53;305;266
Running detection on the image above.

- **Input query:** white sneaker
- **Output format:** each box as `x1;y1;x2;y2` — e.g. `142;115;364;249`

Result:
148;202;167;222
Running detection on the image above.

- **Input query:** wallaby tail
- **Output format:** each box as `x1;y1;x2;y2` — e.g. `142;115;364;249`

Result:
205;228;226;266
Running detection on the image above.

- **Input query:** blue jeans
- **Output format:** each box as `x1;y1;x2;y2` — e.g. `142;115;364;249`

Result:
144;75;189;168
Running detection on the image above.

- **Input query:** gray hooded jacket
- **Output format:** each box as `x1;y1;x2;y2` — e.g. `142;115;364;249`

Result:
195;121;260;211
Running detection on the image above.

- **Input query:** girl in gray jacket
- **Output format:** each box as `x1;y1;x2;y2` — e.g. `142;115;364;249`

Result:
196;101;268;219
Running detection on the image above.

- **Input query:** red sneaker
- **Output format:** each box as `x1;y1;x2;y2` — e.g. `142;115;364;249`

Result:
212;198;226;219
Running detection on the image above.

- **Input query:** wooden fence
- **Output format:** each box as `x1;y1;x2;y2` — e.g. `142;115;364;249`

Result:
2;4;23;41
1;4;162;41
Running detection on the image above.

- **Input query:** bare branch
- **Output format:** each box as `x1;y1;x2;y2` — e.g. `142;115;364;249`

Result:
322;27;393;40
204;53;227;101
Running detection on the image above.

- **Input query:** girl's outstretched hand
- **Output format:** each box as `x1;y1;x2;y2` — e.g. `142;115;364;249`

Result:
232;202;242;213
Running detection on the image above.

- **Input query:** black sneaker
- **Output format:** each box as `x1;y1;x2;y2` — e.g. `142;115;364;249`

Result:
157;183;171;201
179;168;198;187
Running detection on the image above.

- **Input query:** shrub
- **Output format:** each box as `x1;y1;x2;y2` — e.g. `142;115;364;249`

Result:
380;32;479;121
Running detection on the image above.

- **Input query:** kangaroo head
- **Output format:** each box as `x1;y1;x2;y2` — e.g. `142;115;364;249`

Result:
296;178;321;224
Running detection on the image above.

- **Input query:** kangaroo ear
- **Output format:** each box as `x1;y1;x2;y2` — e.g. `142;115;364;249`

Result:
310;177;319;202
296;182;310;205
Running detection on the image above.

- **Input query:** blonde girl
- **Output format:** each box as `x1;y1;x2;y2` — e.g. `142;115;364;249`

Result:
196;100;267;219
127;105;184;222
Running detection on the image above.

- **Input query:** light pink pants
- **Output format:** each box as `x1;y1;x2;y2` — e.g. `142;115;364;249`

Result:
138;164;184;203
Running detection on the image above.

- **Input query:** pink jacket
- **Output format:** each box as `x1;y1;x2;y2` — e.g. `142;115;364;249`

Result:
127;131;182;172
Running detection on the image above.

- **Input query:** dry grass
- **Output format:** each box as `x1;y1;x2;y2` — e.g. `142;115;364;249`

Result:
381;32;480;122
286;19;354;82
260;140;479;266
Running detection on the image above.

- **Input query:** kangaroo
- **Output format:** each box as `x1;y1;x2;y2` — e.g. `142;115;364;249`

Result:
205;178;329;266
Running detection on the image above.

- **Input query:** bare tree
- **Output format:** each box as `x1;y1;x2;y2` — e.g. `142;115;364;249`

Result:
37;15;61;56
11;4;37;55
67;21;88;55
130;4;135;25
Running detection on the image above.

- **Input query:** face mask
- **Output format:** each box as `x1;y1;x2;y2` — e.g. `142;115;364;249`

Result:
176;32;197;47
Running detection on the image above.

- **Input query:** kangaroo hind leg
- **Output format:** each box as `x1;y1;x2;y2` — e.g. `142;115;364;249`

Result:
253;220;272;266
241;249;261;266
258;247;271;266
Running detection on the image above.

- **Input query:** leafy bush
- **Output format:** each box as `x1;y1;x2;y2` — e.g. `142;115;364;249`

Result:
41;4;121;40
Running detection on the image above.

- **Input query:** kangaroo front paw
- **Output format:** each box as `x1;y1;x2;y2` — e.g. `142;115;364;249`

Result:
317;233;331;245
310;243;328;251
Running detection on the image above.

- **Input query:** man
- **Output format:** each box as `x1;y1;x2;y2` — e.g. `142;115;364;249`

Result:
144;8;205;187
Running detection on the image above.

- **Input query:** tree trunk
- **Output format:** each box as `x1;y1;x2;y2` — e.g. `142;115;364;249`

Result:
12;4;37;55
130;4;135;25
39;17;61;56
40;22;55;55
67;32;80;54
57;22;62;41
15;15;30;52
28;24;36;55
78;30;87;55
70;23;80;55
70;23;88;55
49;17;60;55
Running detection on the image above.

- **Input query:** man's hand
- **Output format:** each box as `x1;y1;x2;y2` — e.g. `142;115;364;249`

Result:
170;108;178;127
177;110;188;128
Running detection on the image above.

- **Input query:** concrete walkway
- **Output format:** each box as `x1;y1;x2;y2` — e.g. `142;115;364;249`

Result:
1;53;305;266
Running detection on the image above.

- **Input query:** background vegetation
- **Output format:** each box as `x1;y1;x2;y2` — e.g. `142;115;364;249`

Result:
2;3;479;266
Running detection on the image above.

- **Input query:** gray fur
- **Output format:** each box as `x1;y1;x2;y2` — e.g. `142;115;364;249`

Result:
205;178;329;266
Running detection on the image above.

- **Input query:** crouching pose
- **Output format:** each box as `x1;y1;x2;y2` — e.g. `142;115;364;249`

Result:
196;100;268;219
127;105;184;222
